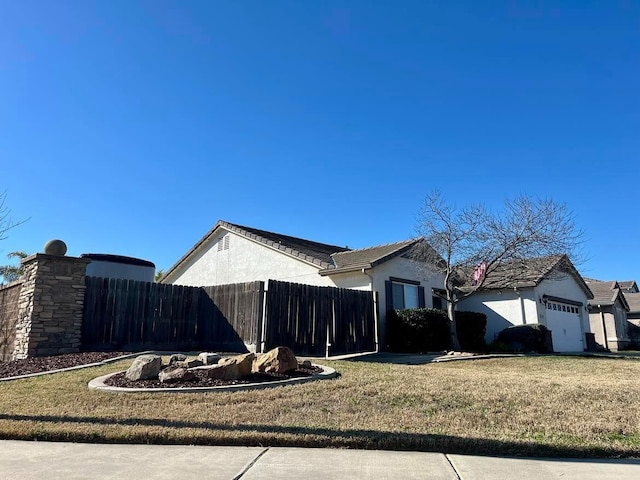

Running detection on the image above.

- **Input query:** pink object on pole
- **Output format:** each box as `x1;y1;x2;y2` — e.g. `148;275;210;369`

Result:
472;262;487;285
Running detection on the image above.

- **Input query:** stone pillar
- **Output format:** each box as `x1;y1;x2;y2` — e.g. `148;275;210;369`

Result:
13;254;90;359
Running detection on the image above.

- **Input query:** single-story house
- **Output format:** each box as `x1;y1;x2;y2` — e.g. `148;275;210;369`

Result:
161;221;446;343
456;255;593;352
585;280;630;351
618;281;639;294
623;291;640;346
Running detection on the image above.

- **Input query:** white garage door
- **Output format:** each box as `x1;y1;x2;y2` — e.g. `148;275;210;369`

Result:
545;300;584;352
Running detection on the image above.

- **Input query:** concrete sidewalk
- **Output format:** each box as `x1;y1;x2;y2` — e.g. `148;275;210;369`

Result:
0;440;639;480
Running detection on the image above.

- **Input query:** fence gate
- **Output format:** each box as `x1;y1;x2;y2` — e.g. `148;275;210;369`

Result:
264;280;376;357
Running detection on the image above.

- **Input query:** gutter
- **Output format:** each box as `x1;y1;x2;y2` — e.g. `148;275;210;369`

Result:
319;263;372;276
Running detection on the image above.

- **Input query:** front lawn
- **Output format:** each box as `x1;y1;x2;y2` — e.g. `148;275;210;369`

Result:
0;356;639;458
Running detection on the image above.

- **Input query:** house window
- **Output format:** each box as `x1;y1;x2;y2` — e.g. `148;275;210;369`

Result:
432;288;446;311
432;296;443;311
386;278;424;310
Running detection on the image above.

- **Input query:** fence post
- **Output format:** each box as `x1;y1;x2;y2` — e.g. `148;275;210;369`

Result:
258;281;266;353
14;254;90;359
373;290;380;353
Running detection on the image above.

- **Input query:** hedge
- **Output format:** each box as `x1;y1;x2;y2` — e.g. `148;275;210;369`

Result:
386;309;487;352
456;311;487;351
386;308;450;352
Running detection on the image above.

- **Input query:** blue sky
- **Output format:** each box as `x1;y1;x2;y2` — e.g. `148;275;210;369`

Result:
1;1;638;280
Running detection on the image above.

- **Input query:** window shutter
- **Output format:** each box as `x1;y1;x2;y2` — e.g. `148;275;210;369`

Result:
418;286;426;308
385;281;393;312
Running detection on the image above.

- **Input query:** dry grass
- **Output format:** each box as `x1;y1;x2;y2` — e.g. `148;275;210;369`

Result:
1;356;639;457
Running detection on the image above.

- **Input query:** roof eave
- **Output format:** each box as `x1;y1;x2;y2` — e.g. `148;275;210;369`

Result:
319;264;372;276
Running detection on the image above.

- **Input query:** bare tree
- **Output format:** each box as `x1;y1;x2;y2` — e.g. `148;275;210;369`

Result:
414;191;585;351
0;191;26;242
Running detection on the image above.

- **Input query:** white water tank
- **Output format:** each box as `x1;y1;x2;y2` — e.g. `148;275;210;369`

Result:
81;254;155;282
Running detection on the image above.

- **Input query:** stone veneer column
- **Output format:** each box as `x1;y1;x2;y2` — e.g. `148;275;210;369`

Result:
13;254;90;359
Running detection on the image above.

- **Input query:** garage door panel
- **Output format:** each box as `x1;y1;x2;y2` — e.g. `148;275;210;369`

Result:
545;301;584;352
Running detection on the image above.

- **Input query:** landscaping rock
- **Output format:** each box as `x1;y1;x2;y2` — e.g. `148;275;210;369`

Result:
125;355;162;381
168;354;187;365
198;352;221;365
216;353;255;378
253;346;298;374
158;366;195;383
176;358;204;368
299;360;312;369
206;364;240;381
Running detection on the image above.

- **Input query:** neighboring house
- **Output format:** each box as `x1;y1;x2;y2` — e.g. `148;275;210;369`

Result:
585;281;630;351
618;281;640;294
162;221;446;344
623;292;640;346
456;255;593;352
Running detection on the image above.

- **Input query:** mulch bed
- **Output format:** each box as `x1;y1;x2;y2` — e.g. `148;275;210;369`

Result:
0;351;131;379
105;365;323;389
0;352;325;388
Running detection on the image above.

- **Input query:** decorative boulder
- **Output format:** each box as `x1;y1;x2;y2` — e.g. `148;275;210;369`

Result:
299;360;312;369
158;366;195;384
168;354;187;365
198;352;221;365
176;358;204;368
125;355;162;381
214;353;255;379
206;364;241;381
253;347;298;374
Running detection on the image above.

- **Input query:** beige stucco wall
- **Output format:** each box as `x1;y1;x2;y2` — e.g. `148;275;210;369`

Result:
169;230;338;287
588;305;629;351
457;274;591;346
457;289;538;343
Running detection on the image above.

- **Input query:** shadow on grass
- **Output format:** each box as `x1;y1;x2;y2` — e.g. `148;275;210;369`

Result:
0;412;638;459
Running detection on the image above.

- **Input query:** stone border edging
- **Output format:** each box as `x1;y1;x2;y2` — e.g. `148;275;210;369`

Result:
88;364;338;393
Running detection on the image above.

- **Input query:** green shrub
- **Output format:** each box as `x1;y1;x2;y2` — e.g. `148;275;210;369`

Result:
456;311;487;351
496;324;553;353
386;308;450;352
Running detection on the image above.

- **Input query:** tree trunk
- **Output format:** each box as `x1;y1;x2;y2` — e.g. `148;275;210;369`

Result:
447;299;461;351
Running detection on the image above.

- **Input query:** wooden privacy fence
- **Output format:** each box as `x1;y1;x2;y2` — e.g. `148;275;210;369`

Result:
264;280;377;357
82;277;264;352
81;277;377;357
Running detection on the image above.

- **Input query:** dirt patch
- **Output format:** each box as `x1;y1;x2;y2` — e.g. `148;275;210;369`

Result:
0;352;131;378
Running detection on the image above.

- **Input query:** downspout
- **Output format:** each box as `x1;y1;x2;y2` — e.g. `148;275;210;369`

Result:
362;268;380;353
599;305;609;350
516;287;526;325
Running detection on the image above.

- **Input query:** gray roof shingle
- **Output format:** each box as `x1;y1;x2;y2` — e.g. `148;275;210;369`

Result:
327;239;418;272
625;292;640;313
585;281;626;307
461;255;593;298
221;222;349;267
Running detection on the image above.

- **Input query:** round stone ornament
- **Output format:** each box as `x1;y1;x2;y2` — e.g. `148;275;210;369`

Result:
44;239;67;256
